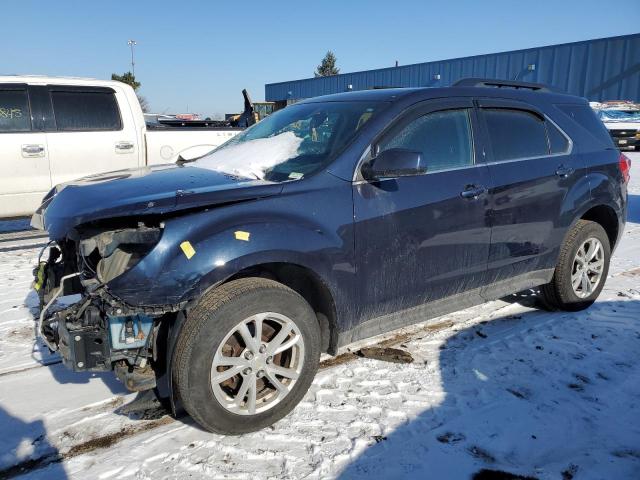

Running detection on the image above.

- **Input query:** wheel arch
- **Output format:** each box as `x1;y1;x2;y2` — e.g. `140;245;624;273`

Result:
579;204;620;250
223;262;339;355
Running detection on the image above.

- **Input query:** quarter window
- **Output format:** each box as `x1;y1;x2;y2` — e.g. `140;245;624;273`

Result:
557;104;614;147
483;109;548;161
51;90;122;131
378;109;473;172
0;89;31;132
547;121;570;154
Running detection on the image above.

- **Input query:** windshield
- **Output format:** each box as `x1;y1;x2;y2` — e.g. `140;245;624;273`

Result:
598;109;640;122
193;101;382;181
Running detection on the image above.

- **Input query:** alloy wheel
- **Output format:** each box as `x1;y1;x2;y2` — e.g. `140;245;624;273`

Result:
210;312;305;415
571;237;605;299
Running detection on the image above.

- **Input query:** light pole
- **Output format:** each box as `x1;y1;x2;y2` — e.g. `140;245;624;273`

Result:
127;40;137;77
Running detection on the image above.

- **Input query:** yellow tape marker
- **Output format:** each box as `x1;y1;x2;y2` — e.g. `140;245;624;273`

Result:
234;230;250;241
180;241;196;259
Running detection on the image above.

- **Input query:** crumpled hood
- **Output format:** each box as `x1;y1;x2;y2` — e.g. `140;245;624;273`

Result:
35;164;283;239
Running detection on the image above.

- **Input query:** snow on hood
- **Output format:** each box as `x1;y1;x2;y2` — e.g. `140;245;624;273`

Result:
193;131;303;179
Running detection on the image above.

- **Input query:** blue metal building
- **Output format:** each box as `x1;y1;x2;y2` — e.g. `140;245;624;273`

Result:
265;33;640;103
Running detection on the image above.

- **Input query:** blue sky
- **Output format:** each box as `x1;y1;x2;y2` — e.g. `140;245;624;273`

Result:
2;1;638;116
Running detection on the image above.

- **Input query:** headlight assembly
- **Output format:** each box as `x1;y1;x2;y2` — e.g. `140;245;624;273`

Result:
78;226;161;283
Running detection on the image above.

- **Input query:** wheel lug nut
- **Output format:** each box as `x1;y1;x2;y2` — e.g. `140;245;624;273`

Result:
243;367;253;375
259;344;267;354
266;356;273;364
256;370;265;378
244;351;254;360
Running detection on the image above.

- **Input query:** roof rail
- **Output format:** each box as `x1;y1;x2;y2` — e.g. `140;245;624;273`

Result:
453;77;555;92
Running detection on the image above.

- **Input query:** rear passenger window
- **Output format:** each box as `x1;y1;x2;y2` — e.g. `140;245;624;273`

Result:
378;109;473;172
556;104;614;147
547;121;570;154
483;109;548;161
51;90;122;131
0;89;31;132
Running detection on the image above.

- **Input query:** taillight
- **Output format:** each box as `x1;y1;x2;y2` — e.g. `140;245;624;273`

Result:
619;153;631;183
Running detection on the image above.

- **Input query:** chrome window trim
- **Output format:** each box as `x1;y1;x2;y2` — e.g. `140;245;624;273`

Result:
352;108;476;182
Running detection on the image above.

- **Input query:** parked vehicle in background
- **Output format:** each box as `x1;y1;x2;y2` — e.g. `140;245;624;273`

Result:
32;78;629;434
0;76;241;218
590;100;640;151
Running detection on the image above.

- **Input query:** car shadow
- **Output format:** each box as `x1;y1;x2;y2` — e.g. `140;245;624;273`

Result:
0;405;68;479
336;299;640;479
627;193;639;224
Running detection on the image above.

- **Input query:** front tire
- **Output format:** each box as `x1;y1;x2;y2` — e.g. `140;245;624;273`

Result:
173;277;321;434
540;220;611;311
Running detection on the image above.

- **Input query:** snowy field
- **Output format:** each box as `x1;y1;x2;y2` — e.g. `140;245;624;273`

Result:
0;154;639;480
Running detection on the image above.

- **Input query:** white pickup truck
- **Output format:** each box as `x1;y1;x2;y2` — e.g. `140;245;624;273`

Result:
590;101;640;151
0;75;241;218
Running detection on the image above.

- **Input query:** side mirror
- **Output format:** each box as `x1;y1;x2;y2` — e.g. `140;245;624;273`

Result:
362;148;426;181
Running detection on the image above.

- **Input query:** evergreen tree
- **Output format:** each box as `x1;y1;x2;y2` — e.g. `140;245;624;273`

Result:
111;72;149;112
111;71;141;91
315;51;340;77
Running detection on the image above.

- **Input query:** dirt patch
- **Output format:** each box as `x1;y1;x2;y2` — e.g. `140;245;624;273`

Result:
6;326;34;342
468;446;496;463
319;352;359;370
436;431;466;444
0;416;174;479
619;267;640;277
320;319;454;370
473;469;538;480
81;396;125;413
356;347;413;364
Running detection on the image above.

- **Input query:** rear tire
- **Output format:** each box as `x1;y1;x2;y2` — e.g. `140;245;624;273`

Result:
539;220;610;311
173;277;321;434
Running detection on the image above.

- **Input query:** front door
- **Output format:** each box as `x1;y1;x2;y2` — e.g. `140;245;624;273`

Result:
0;84;52;217
353;99;491;323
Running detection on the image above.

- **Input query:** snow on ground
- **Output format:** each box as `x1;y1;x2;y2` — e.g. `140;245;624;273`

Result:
0;154;639;480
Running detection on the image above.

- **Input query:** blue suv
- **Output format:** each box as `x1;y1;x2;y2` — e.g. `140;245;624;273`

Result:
32;78;630;434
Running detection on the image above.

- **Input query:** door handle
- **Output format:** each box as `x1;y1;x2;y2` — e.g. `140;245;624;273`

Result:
21;144;45;157
115;141;135;153
555;165;574;178
460;185;487;200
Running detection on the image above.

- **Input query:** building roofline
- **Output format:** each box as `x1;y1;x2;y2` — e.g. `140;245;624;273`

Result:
266;32;640;87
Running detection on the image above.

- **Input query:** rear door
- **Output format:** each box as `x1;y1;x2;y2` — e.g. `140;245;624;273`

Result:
353;99;492;320
477;98;579;285
0;84;52;217
46;85;139;186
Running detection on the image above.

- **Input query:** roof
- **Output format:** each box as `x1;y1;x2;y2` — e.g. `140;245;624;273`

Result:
298;87;423;103
297;84;584;106
0;75;125;88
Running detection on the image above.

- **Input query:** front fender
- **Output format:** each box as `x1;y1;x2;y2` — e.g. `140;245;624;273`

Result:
107;194;354;309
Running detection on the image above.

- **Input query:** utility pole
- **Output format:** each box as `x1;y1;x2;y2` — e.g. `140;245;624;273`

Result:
127;40;137;76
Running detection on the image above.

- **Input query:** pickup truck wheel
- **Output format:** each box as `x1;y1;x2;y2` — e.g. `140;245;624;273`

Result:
539;220;610;311
173;277;321;434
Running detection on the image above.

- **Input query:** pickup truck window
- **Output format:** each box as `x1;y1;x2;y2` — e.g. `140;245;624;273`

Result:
378;109;473;172
0;89;31;132
194;101;382;181
483;108;548;161
51;90;122;131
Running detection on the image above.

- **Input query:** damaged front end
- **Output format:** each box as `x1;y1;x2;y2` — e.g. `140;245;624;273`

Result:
35;222;174;393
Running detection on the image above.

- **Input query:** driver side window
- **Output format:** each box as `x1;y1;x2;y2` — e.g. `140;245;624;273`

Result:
378;109;474;173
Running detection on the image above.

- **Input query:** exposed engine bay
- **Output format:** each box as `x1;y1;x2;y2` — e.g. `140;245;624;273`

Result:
34;222;175;394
